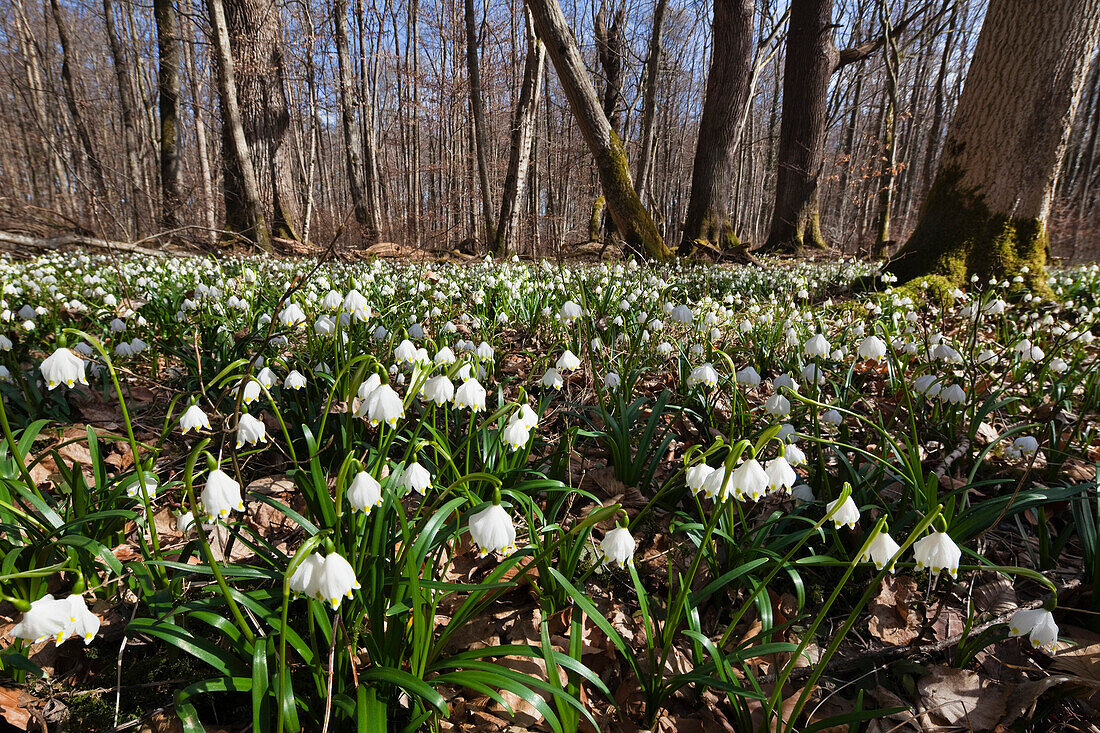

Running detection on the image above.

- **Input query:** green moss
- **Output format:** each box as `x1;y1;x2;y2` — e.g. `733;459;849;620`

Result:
887;165;1050;293
66;692;115;731
895;274;957;308
595;131;671;260
589;196;605;241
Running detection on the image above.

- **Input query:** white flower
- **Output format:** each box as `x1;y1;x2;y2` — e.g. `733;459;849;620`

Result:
541;367;564;390
1006;436;1039;460
784;443;807;467
398;462;432;495
454;378;487;411
764;394;790;418
236;413;268;448
0;335;11;350
773;374;798;393
289;553;325;597
394;339;417;364
509;404;539;430
670;304;693;324
468;503;517;557
822;409;843;425
657;341;674;357
939;384;966;404
730;458;769;501
177;511;198;533
201;469;244;520
603;372;621;389
322;289;343;311
256;367;277;388
686;464;715;495
8;595;71;644
560;300;583;322
284;370;307;390
860;529;901;571
791;484;815;502
41;347;87;389
599;527;636;567
735;366;761;388
237;378;261;405
804;334;830;358
361;384;404;427
421;375;455;405
278;303;307;327
348;471;383;513
701;466;731;501
826;496;860;529
1008;608;1058;653
1049;357;1068;373
502;420;530;451
128;473;159;500
316;553;360;610
342;289;372;321
556;350;581;371
180;404;211;434
913;531;962;578
801;364;825;385
764;456;797;493
857;335;887;361
688;363;719;388
314;315;336;335
434;347;457;366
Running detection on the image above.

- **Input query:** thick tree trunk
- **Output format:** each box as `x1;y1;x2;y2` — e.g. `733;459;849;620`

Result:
465;0;496;244
525;0;671;259
207;0;272;250
333;0;379;241
494;8;545;255
104;0;147;231
153;0;181;234
594;1;627;136
679;0;754;255
887;0;1100;290
634;0;667;198
761;0;835;253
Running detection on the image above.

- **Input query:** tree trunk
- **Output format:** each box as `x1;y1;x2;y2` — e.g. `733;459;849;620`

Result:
465;0;496;244
679;0;754;255
104;0;146;232
634;0;667;198
887;0;1100;290
524;0;671;259
333;0;379;241
494;8;545;255
761;0;835;253
594;1;627;136
355;0;384;237
153;0;181;234
206;0;272;250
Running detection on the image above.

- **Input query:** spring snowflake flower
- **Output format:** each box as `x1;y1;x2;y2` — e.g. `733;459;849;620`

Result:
236;413;268;448
603;372;621;389
913;531;962;578
502;420;531;451
826;496;860;529
454;378;487;412
0;335;11;351
939;384;966;404
600;527;636;567
348;471;383;513
729;459;769;501
278;303;307;327
556;350;581;371
913;375;942;399
735;366;761;387
41;347;87;389
773;374;798;392
342;290;372;321
686;464;715;495
764;456;797;493
670;304;693;324
434;347;456;366
201;469;244;520
289;553;325;597
284;370;307;390
541;367;564;390
804;334;831;358
468;503;517;557
8;594;100;646
801;364;825;385
701;466;732;501
128;473;159;500
657;341;674;357
860;529;901;572
316;553;360;610
764;394;790;418
421;375;455;405
1014;339;1044;362
510;404;539;430
1049;357;1068;373
560;300;583;323
394;339;417;364
314;315;336;335
688;363;719;388
1008;608;1058;653
179;404;211;434
822;409;843;425
398;462;432;495
237;378;261;405
857;335;887;361
322;290;343;311
1006;436;1039;460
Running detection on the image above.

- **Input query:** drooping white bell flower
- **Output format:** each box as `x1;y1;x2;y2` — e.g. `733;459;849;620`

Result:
434;347;457;366
128;473;159;500
314;315;336;335
322;289;343;311
686;464;715;495
540;367;564;390
912;531;962;578
288;553;325;598
0;335;12;351
801;364;825;385
1008;608;1058;653
860;529;901;572
599;527;636;567
784;443;807;467
278;303;307;327
822;409;843;425
560;300;583;323
509;404;539;430
394;339;417;364
468;503;517;557
256;367;277;389
502;420;531;451
670;304;693;324
347;471;383;514
764;394;790;418
939;384;967;404
476;341;495;361
357;373;382;400
730;459;769;501
398;462;432;495
857;335;887;361
454;378;487;412
657;341;674;357
284;370;307;390
316;553;360;610
603;372;621;389
826;496;860;529
180;404;211;434
701;466;731;501
236;413;268;448
8;595;72;644
41;347;87;389
688;363;719;388
1006;436;1039;460
764;456;797;493
342;290;372;321
421;374;455;405
803;334;831;358
361;384;404;427
556;350;581;371
237;378;261;405
735;366;761;388
201;469;244;520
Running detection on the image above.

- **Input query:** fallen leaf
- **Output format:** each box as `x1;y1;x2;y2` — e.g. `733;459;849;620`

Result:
868;576;920;646
918;664;1010;731
0;686;31;729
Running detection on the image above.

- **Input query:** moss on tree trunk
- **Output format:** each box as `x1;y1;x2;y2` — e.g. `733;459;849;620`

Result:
596;131;671;260
887;166;1050;292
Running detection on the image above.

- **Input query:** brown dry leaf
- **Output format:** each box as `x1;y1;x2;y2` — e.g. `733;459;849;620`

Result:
245;475;294;495
1052;642;1100;701
972;574;1017;616
0;686;32;729
917;665;1010;731
867;685;919;733
868;575;921;646
1063;459;1096;482
974;421;999;446
1003;674;1100;725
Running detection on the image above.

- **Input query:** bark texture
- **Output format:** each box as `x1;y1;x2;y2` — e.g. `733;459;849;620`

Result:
888;0;1100;290
525;0;671;259
153;0;182;233
333;0;379;242
680;0;754;255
